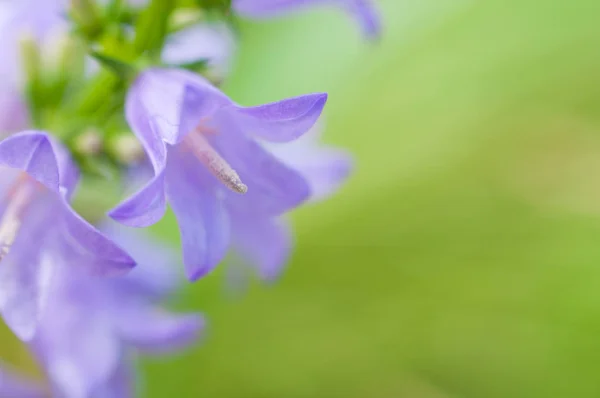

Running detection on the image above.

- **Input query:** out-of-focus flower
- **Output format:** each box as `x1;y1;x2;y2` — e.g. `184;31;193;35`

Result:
109;68;326;280
0;0;67;85
162;22;237;83
0;131;135;341
0;224;202;398
232;0;381;39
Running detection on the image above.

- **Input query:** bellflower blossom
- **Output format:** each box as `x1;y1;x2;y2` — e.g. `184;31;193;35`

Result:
109;68;326;280
0;131;135;341
0;225;202;398
233;0;381;39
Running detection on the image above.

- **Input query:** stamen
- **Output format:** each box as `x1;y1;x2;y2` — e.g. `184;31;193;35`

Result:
185;129;248;194
0;176;35;261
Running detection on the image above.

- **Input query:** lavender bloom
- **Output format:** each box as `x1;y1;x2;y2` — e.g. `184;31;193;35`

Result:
0;131;135;341
109;68;326;280
0;225;202;398
232;0;381;39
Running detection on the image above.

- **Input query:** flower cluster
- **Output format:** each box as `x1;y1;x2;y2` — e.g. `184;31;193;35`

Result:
0;0;379;396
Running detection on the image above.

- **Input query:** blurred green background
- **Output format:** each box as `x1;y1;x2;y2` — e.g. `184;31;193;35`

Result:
147;1;600;397
7;0;600;396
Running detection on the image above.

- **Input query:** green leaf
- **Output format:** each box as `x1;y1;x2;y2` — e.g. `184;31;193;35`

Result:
70;0;103;39
90;51;137;80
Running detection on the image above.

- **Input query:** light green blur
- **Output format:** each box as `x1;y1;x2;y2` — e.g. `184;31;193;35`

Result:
141;1;600;397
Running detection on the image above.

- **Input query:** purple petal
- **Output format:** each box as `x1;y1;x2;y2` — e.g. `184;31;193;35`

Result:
268;142;353;201
0;196;56;341
211;117;311;215
109;81;168;227
115;306;203;353
60;201;136;276
0;364;45;398
232;93;327;143
108;172;167;227
129;68;229;145
92;357;135;398
233;0;381;39
232;215;291;281
0;131;60;192
344;0;381;40
39;315;121;398
101;221;181;298
166;151;230;280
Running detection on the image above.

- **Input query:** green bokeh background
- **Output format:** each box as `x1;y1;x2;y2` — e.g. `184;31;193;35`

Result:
147;1;600;397
6;0;600;397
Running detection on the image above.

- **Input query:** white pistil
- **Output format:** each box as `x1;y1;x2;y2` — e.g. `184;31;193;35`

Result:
0;178;35;261
185;128;248;194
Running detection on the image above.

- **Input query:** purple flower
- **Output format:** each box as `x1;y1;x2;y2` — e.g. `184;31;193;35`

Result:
109;68;326;280
0;224;202;398
232;0;381;39
0;131;135;341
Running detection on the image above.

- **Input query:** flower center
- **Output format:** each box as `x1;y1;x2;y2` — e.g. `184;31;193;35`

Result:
0;174;37;261
184;125;248;194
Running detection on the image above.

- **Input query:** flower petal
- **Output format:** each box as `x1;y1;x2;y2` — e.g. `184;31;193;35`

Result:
344;0;381;40
0;131;60;192
232;93;327;143
0;364;45;398
166;150;230;280
130;68;229;145
232;215;292;281
40;314;121;398
60;200;136;276
270;145;353;201
211;117;311;215
115;305;203;353
109;80;168;227
0;199;55;341
233;0;381;39
101;221;181;298
92;357;135;398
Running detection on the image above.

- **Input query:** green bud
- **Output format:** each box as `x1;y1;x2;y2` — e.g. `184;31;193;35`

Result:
74;128;104;156
108;133;145;165
196;0;232;13
70;0;103;39
90;51;137;80
20;33;43;126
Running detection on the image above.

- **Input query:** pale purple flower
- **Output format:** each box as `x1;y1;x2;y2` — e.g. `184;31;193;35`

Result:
0;131;135;341
232;0;381;39
109;68;326;280
0;0;68;86
0;224;202;398
162;22;237;82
